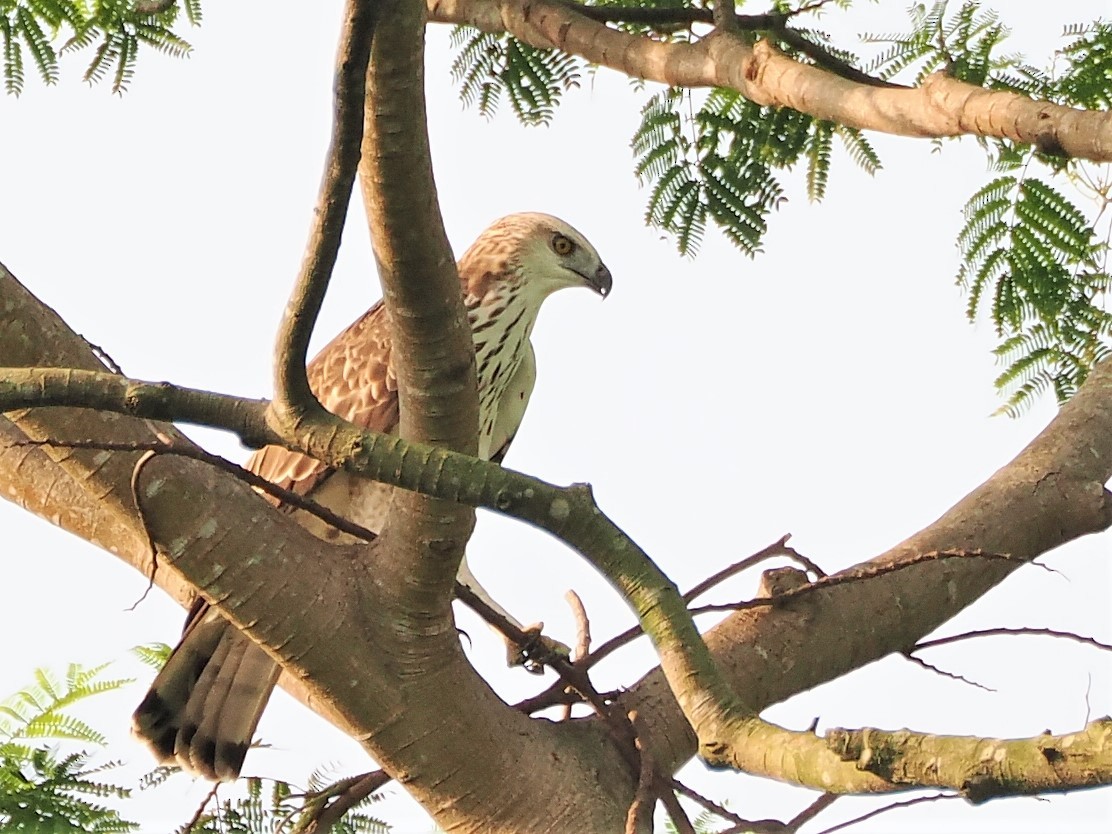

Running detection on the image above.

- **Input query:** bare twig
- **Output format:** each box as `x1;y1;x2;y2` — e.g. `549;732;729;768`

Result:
667;777;751;828
126;449;163;609
181;781;221;833
915;627;1112;654
812;793;957;834
786;793;838;831
657;787;696;834
692;550;1028;614
511;537;826;714
902;652;995;693
11;437;379;542
683;534;824;602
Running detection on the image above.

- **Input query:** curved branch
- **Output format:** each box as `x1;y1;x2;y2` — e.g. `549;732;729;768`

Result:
430;0;1112;160
623;356;1112;775
274;0;377;413
0;368;272;443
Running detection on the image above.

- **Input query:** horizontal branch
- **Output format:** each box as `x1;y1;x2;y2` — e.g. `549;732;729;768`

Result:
827;719;1112;802
556;0;896;88
429;0;1112;160
0;368;273;446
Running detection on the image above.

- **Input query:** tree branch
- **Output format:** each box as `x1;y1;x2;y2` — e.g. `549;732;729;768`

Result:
273;0;378;415
827;719;1112;802
623;357;1112;776
429;0;1112;160
552;1;898;89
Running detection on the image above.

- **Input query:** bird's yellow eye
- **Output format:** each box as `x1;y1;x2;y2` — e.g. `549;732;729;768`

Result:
551;234;575;256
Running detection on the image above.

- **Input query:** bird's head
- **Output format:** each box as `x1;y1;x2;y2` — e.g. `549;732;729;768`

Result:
459;213;612;306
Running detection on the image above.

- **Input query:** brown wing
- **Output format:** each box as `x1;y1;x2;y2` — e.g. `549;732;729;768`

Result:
247;299;399;501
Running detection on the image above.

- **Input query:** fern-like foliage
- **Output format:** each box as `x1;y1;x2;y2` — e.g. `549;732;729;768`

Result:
957;175;1112;414
449;26;582;126
945;18;1112;413
178;776;388;834
0;662;136;832
131;641;172;670
632;87;881;256
1;0;198;94
862;1;1016;85
1056;21;1112;110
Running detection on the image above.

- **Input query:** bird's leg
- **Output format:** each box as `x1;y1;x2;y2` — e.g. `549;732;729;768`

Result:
455;556;570;673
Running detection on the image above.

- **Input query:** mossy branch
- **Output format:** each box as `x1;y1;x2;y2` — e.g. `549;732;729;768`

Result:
827;719;1112;801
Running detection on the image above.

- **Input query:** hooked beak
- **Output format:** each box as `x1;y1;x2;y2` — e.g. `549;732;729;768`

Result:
588;263;613;298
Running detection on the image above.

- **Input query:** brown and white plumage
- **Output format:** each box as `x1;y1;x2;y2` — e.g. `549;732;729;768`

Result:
132;213;611;781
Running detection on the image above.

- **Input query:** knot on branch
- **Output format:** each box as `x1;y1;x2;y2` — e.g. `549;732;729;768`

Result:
826;728;909;780
495;488;515;510
698;739;734;770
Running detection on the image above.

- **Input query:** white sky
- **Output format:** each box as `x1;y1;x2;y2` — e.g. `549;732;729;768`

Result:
1;2;1111;832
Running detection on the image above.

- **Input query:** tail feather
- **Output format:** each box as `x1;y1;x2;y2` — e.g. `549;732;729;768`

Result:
132;605;279;781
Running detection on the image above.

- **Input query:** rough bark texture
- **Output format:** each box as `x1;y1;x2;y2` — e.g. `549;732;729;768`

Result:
0;262;638;833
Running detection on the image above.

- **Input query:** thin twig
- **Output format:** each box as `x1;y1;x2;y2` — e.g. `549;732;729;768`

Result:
657;785;696;834
915;627;1112;654
692;550;1028;614
12;437;379;541
566;589;592;660
786;793;838;831
126;449;162;609
812;793;957;834
667;777;751;827
902;652;995;693
510;537;826;713
684;534;824;602
181;781;221;832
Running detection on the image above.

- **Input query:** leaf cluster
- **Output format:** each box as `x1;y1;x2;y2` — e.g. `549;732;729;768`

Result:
861;0;1016;86
632;86;879;257
1;0;199;95
450;26;583;126
181;776;388;834
947;21;1112;413
957;174;1112;415
0;663;136;832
